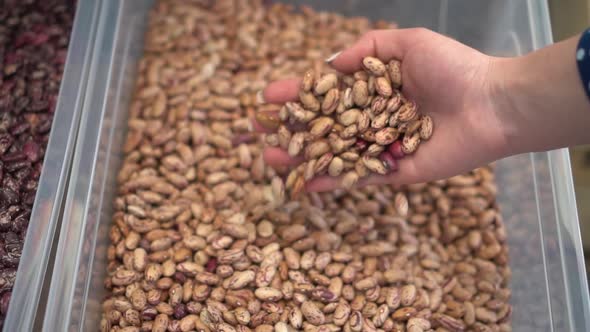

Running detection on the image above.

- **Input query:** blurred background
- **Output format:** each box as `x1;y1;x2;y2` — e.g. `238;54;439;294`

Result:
549;0;590;283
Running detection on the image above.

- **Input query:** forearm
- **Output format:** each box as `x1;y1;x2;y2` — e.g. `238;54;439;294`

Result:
491;34;590;155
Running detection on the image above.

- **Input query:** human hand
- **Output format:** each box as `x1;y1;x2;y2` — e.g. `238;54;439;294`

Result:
254;28;510;192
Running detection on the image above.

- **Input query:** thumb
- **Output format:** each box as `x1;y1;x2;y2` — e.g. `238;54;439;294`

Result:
328;28;428;73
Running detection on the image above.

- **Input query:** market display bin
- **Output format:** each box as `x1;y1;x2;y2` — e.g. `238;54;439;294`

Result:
41;0;590;331
1;1;99;331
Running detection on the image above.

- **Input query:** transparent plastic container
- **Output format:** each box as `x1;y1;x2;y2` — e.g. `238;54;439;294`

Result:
1;1;99;331
41;1;590;331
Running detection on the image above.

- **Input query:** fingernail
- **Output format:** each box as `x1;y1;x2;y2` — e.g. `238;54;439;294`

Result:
325;51;342;63
256;90;266;105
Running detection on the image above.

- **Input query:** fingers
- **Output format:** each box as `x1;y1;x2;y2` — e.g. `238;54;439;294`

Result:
254;79;305;168
261;78;301;104
305;158;424;192
329;28;425;73
305;176;340;192
263;147;304;168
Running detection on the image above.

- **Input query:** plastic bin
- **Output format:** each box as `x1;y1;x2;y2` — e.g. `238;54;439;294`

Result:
41;1;590;331
1;1;98;331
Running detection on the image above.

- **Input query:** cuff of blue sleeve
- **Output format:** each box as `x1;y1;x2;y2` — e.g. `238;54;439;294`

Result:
576;28;590;101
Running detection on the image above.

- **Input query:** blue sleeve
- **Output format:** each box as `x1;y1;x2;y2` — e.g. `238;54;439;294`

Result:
576;28;590;100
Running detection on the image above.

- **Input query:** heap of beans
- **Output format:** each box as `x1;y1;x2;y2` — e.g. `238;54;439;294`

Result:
0;0;76;323
100;1;511;332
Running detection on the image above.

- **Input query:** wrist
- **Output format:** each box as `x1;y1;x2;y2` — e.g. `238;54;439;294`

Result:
487;56;524;156
488;36;590;155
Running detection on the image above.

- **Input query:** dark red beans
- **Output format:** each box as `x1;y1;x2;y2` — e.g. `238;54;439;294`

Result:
355;138;369;151
205;257;218;273
0;0;76;323
379;151;398;173
174;271;187;284
22;141;40;162
0;135;13;156
141;307;158;321
387;140;405;159
173;304;188;320
0;292;11;316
